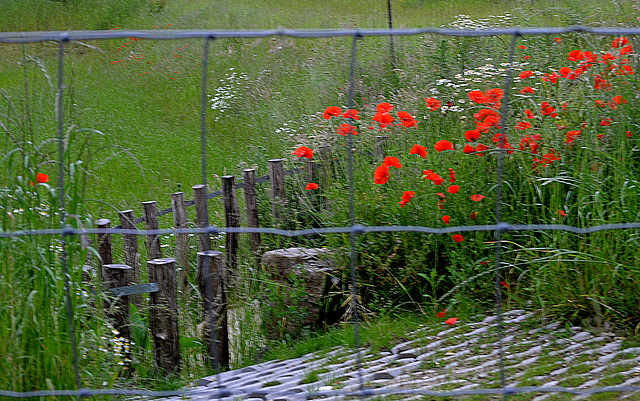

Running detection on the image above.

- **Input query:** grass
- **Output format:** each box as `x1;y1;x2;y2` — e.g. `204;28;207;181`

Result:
2;0;640;396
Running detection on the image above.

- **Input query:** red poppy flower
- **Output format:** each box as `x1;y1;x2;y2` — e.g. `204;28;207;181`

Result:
470;211;477;220
323;106;342;119
464;130;481;142
452;234;464;243
424;97;441;111
542;72;559;83
564;130;581;144
31;173;50;186
434;140;454;152
463;144;474;154
470;194;485;201
448;168;455;183
436;192;445;199
540;101;557;118
337;123;358;136
398;111;417;128
557;210;567;217
373;111;394;128
292;146;314;159
612;37;629;48
524;109;534;119
382;156;402;169
442;215;451;225
515;121;532;130
373;165;390;185
437;309;447;318
445;317;459;326
409;144;427;158
423;172;445;185
567;49;584;62
342;109;360;120
518;45;527;50
305;183;319;190
468;90;486;104
519;87;534;94
447;185;459;194
500;281;509;289
474;143;489;157
554;37;561;43
600;118;612;126
376;102;394;113
518;70;533;79
398;191;415;207
626;131;633;138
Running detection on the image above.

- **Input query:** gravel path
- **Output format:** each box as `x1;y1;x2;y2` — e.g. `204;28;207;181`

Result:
162;310;640;400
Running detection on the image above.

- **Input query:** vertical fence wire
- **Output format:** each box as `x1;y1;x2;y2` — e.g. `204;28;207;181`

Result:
200;36;212;187
57;34;82;397
493;31;520;400
346;32;365;391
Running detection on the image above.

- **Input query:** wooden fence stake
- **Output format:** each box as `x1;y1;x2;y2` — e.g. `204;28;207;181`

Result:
193;184;211;252
102;264;132;342
118;209;142;309
147;257;180;374
171;192;190;295
196;250;229;370
142;201;162;261
222;176;239;272
95;219;112;280
242;169;262;264
317;145;333;188
268;159;285;225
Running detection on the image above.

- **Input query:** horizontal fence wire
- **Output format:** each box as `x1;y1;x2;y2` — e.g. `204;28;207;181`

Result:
2;23;640;400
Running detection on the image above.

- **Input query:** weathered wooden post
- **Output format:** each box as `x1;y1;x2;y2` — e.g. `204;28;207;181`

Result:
268;159;286;225
193;184;211;252
142;201;162;261
96;218;113;279
171;192;190;295
221;176;239;272
242;169;262;264
102;264;132;341
147;257;180;374
118;209;142;308
317;145;333;189
375;135;388;162
196;250;229;370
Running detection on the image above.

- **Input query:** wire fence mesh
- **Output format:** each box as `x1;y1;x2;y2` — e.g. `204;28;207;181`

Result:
1;24;640;399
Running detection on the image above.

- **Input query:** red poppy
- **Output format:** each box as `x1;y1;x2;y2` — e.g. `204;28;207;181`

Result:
524;109;534;119
515;121;532;130
500;281;509;289
305;183;319;190
474;143;489;157
436;192;445;199
565;130;581;144
452;234;464;243
323;106;342;119
373;165;390;185
448;168;455;183
292;146;314;159
470;194;485;201
445;317;459;326
518;71;533;79
337;124;358;136
540;101;557;118
612;37;629;48
518;45;527;50
424;97;441;111
422;170;445;185
567;49;584;62
464;130;481;142
447;185;459;194
409;144;427;158
470;211;477;220
382;156;402;169
554;37;562;43
519;87;534;94
434;140;454;152
557;210;567;217
442;215;451;225
373;111;394;128
463;144;474;154
31;173;50;186
342;109;360;120
626;131;633;138
398;191;415;208
600;118;612;126
397;111;417;128
468;90;486;104
376;102;394;113
437;309;447;318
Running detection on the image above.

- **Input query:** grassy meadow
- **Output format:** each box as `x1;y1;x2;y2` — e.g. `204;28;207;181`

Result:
1;0;640;396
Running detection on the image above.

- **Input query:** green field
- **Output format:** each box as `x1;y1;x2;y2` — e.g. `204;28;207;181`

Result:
1;0;640;395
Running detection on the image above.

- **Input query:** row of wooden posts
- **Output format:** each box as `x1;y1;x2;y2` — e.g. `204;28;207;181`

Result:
94;153;333;374
94;137;390;374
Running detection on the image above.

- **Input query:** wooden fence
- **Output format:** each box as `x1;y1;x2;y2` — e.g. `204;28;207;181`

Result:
92;138;388;374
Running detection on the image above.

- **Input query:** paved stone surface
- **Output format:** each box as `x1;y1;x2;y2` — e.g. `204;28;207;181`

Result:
158;310;640;400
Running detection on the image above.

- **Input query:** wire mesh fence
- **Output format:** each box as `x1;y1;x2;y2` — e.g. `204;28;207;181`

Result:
1;23;640;399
